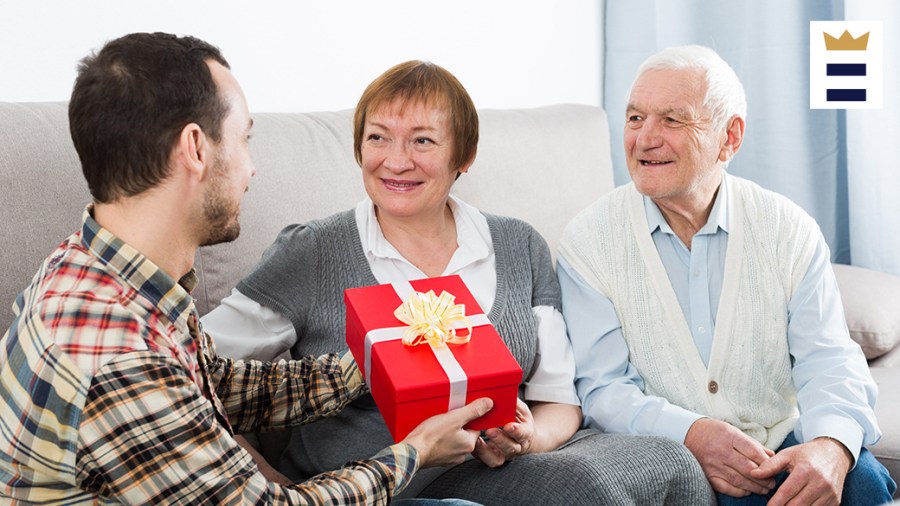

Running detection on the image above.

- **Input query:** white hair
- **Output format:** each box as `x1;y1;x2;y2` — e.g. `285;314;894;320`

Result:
628;45;747;129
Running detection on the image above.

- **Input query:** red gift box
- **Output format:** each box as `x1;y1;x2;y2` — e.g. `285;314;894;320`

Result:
345;275;522;442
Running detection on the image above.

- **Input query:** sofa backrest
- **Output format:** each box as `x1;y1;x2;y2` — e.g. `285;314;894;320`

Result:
0;102;613;329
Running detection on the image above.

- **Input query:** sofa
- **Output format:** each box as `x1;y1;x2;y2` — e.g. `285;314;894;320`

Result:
1;101;897;496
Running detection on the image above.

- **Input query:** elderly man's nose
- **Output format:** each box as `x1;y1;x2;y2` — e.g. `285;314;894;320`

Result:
636;120;663;148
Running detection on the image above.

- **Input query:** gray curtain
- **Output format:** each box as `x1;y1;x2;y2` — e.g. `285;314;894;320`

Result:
603;0;900;275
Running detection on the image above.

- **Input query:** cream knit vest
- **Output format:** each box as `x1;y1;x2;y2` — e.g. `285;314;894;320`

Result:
560;176;818;449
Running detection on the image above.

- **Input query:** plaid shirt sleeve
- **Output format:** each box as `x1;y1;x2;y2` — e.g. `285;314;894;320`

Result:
78;351;419;505
209;345;368;433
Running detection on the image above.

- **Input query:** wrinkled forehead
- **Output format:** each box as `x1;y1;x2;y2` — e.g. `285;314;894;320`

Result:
629;68;708;114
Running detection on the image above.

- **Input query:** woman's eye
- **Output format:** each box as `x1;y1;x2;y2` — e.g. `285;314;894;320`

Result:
367;134;383;141
414;137;434;145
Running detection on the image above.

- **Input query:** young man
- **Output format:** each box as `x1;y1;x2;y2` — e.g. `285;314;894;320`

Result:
0;32;488;505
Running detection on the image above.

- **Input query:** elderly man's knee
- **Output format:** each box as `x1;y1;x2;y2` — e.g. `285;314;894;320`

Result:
841;448;896;504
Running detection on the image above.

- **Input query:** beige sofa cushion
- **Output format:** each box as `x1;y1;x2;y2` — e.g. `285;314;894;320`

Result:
833;264;900;360
870;368;900;488
870;342;900;368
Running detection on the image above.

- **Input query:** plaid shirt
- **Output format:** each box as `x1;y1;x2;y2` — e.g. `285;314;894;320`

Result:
0;208;418;505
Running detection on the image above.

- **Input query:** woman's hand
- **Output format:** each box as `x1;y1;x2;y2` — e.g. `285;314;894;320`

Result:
472;399;581;467
473;398;535;467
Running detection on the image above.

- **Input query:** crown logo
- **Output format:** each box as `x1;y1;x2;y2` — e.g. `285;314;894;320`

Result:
824;30;869;51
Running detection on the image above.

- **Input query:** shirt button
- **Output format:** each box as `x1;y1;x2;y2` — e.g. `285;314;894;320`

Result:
693;270;700;277
708;381;719;394
698;326;706;334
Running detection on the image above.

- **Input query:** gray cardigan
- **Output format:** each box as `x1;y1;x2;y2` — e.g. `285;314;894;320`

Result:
237;210;558;479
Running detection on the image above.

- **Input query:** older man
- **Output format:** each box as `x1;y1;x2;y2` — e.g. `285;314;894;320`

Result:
0;32;488;505
558;45;895;505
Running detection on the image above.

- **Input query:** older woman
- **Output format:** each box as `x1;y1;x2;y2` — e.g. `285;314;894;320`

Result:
203;61;712;504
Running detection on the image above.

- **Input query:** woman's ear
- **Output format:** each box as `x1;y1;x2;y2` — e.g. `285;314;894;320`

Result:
457;151;477;175
455;157;475;181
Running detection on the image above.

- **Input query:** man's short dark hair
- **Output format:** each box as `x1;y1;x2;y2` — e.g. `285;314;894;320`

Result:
69;32;230;203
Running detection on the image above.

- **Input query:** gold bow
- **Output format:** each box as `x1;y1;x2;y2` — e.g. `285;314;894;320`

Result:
394;290;473;348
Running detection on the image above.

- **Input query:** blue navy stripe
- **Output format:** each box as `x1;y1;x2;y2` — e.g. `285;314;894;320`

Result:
827;63;866;76
827;89;866;102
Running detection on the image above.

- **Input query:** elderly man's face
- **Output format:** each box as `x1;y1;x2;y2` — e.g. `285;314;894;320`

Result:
624;68;730;209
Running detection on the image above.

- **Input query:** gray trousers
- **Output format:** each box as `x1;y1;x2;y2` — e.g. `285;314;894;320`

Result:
404;429;714;506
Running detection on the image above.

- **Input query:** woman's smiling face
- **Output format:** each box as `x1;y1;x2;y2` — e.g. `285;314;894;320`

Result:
360;97;463;222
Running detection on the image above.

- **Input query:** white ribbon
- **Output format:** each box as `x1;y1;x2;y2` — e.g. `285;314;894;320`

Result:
363;280;489;410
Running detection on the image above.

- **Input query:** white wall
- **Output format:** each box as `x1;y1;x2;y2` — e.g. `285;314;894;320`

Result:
0;1;602;113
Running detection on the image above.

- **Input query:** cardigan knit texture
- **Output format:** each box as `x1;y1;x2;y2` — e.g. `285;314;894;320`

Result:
237;210;553;481
559;175;818;450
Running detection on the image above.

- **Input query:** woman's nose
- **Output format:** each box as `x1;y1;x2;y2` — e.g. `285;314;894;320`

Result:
384;142;414;172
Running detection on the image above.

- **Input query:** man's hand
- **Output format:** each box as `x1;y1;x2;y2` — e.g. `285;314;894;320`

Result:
684;418;776;497
403;398;493;468
750;437;852;506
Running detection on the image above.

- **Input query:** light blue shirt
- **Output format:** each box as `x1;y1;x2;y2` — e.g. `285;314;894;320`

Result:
558;177;880;463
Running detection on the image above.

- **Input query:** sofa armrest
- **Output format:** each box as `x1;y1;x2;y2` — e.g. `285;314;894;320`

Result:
832;263;900;360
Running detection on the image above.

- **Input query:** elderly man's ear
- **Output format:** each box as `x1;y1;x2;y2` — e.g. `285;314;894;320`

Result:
719;115;745;163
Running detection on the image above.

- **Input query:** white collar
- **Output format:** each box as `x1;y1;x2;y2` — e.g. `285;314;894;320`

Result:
643;173;730;237
356;194;491;275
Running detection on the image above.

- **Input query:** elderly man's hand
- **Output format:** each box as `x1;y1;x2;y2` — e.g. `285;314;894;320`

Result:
684;418;776;497
750;437;851;506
